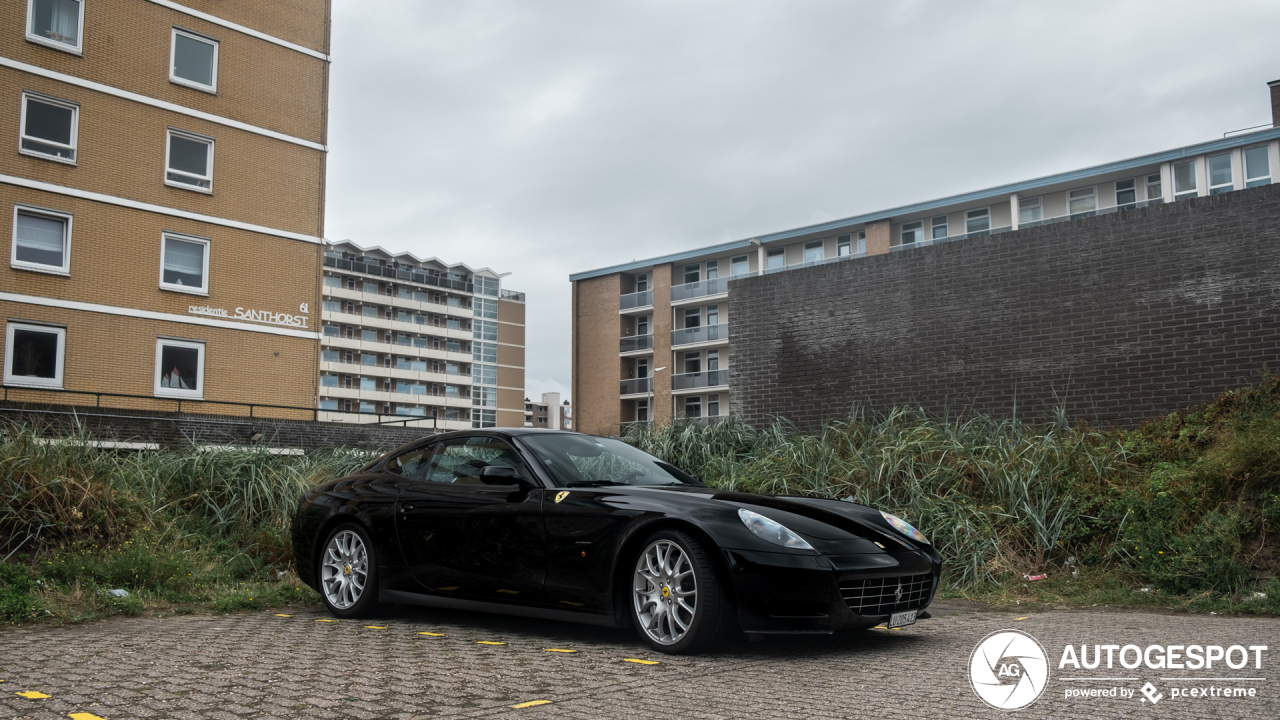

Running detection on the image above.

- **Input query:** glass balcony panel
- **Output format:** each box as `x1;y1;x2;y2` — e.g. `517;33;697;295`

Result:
620;290;654;310
670;322;728;347
620;377;653;395
619;334;654;353
670;277;728;302
671;369;729;390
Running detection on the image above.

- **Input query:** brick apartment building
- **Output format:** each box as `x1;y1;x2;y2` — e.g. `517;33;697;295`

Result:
524;392;571;430
570;80;1280;437
319;240;527;430
0;0;329;416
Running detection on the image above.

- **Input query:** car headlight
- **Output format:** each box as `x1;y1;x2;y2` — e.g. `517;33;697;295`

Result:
880;510;929;545
738;508;813;550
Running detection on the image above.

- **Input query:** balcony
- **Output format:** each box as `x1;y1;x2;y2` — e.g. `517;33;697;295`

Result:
620;334;654;354
500;289;526;303
620;377;652;396
671;322;728;347
763;252;868;275
620;290;653;312
679;415;728;427
670;277;729;303
324;255;475;293
671;369;728;391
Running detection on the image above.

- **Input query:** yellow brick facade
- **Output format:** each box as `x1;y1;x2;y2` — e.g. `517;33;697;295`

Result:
0;0;328;414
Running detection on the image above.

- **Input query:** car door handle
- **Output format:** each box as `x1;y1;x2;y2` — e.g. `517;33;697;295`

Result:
400;504;414;512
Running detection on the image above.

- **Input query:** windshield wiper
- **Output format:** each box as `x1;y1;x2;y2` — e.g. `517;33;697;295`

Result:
565;480;628;487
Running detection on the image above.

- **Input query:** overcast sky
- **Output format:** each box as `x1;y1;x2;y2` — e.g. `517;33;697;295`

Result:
323;0;1280;403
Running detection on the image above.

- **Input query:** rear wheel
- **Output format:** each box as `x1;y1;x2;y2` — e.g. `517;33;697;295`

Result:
318;522;381;618
629;529;733;654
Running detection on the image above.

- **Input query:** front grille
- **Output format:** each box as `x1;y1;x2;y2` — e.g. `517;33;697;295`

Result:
839;573;933;616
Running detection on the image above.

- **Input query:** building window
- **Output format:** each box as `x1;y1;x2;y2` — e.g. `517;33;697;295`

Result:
836;234;851;256
730;255;749;276
171;28;219;92
1173;160;1197;199
635;273;649;292
165;130;214;191
708;394;721;417
636;399;649;422
965;208;990;234
323;275;341;287
899;221;923;246
1018;196;1042;225
1207;153;1233;195
684;308;701;328
159;233;209;294
766;248;785;270
684;352;701;374
154;338;204;398
12;206;70;274
802;241;823;264
706;349;720;373
1115;178;1136;206
1145;173;1162;202
706;304;719;327
20;93;77;162
856;230;866;254
684;396;702;419
636;315;649;335
1068;187;1097;216
636;358;649;378
321;374;338;387
1244;145;1271;187
683;264;700;284
26;0;83;53
930;216;948;240
4;322;65;388
705;260;718;280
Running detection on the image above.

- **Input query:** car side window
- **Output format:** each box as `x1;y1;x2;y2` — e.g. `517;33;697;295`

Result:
385;443;435;480
423;436;525;484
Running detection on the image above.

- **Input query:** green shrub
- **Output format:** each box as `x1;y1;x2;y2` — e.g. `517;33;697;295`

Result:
0;563;41;623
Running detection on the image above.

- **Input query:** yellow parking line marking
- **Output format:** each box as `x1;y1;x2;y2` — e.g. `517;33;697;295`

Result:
16;691;50;699
364;626;388;630
512;700;552;708
1014;616;1029;621
417;632;445;637
274;614;294;617
315;619;338;623
69;713;108;720
544;648;576;653
624;658;659;665
476;641;506;645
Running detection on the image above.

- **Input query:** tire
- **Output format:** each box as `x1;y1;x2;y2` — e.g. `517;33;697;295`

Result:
628;529;734;654
317;522;382;618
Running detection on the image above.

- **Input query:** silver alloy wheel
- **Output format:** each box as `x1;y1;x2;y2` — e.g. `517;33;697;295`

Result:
632;539;697;645
321;529;368;610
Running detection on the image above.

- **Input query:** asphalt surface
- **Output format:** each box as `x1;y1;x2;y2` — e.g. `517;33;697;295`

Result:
0;600;1275;719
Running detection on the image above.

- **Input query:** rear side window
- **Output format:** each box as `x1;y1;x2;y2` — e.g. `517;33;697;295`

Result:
385;443;435;479
423;436;524;484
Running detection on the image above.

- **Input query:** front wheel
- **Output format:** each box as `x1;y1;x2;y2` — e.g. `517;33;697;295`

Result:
318;522;381;618
629;529;733;654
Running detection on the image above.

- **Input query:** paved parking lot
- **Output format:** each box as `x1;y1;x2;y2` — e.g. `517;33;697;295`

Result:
1;601;1275;719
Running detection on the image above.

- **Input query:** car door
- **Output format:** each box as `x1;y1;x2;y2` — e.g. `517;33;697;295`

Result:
395;434;548;604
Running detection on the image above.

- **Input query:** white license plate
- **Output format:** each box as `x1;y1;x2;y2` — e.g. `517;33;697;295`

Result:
888;610;917;628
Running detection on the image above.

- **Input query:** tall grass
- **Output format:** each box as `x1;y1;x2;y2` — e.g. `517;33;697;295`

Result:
627;408;1128;588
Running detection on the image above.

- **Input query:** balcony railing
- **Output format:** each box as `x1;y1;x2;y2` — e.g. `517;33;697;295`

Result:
671;369;729;390
763;251;868;275
620;334;654;353
679;416;727;427
671;322;728;347
325;255;474;293
500;289;526;302
620;290;653;311
620;377;652;395
671;277;729;302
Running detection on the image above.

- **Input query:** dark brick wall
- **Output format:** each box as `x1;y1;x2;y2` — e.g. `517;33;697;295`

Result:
729;184;1280;429
0;402;438;452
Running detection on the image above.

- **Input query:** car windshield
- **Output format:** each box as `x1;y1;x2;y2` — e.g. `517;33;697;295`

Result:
519;434;697;487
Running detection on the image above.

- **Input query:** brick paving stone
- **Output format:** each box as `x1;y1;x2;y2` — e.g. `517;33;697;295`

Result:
1;601;1277;718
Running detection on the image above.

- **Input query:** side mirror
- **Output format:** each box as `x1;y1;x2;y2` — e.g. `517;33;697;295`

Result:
479;465;529;486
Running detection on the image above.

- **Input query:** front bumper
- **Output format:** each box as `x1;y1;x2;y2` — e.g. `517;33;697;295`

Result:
723;547;941;634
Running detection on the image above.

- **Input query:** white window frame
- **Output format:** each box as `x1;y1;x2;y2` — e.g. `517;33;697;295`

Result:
836;234;851;257
1173;160;1198;199
684;395;702;418
4;321;66;388
11;204;72;275
803;241;824;263
931;215;948;240
170;27;220;93
1207;152;1234;195
730;255;749;276
683;263;700;285
1114;178;1137;206
965;207;990;234
153;337;205;399
765;247;785;269
1145;173;1163;202
1068;186;1097;216
25;0;85;55
158;231;211;295
635;273;649;292
20;92;78;164
164;129;215;192
856;230;866;255
899;221;923;246
1243;144;1272;188
1018;196;1043;224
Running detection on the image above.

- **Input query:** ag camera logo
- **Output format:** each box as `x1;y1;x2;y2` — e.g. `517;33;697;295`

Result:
970;630;1051;710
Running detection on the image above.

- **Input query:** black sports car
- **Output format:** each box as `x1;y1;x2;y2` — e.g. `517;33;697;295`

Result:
292;428;941;654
